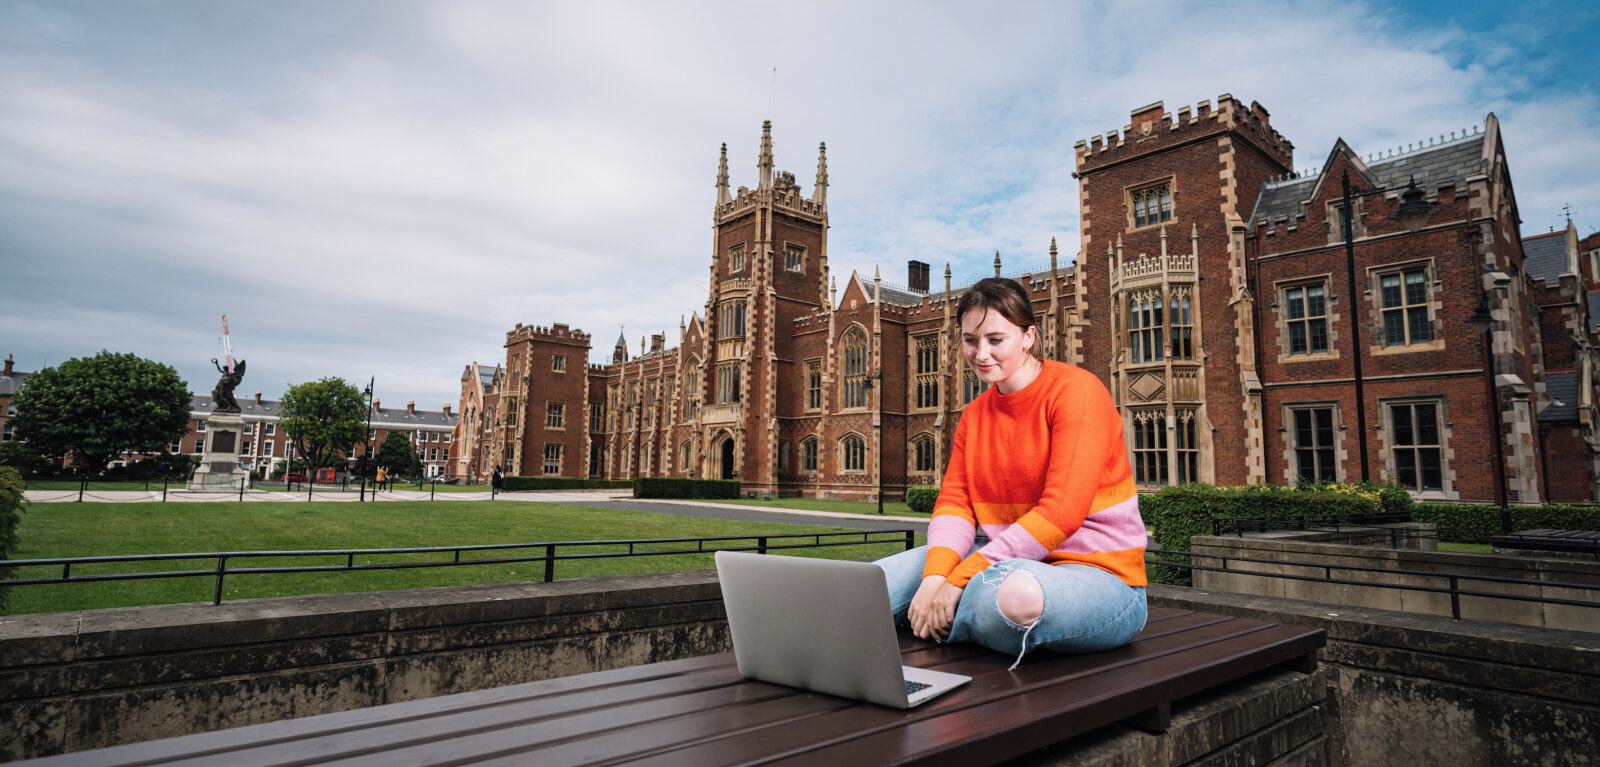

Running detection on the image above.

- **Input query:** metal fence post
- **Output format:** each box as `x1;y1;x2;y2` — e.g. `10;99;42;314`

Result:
431;481;435;502
544;544;556;582
213;556;229;605
1449;575;1461;620
239;475;246;502
162;478;168;502
79;478;85;503
905;530;915;551
758;537;768;555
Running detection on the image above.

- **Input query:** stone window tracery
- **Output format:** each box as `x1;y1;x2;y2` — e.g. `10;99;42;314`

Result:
841;327;868;409
1131;410;1168;486
914;334;939;409
840;433;866;473
1130;182;1173;229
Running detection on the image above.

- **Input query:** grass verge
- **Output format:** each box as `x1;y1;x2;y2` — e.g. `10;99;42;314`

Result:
5;500;923;615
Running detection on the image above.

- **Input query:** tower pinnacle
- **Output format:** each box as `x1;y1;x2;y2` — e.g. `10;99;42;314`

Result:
757;120;774;191
716;143;731;206
812;142;828;205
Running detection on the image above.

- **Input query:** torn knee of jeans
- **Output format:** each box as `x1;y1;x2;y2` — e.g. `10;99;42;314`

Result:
996;570;1044;627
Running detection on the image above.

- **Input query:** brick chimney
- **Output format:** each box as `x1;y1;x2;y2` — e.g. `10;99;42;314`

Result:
442;404;452;416
373;398;381;412
4;354;12;377
254;389;262;405
908;260;930;293
407;400;416;415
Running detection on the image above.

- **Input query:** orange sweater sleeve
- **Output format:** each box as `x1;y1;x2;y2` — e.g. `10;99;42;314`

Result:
921;413;974;580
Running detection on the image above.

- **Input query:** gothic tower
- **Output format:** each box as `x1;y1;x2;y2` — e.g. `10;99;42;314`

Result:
1075;96;1294;487
698;122;830;488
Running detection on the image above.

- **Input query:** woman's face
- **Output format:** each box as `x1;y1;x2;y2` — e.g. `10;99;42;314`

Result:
961;306;1036;394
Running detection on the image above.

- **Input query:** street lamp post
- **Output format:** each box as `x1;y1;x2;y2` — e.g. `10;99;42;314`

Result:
362;376;375;479
1339;171;1438;482
1468;296;1514;534
861;374;884;514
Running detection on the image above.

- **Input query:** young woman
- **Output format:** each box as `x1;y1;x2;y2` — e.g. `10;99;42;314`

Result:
875;277;1147;668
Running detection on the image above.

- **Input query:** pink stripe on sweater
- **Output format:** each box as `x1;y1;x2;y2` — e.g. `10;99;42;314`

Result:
1052;496;1146;555
979;525;1052;563
927;515;976;555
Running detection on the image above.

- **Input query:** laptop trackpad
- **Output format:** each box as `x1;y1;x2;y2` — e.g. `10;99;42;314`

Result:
903;665;971;707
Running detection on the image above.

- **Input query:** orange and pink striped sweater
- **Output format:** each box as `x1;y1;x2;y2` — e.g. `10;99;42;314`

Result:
924;360;1147;589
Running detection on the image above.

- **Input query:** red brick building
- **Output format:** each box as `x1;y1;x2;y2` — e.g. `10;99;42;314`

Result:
0;355;33;446
474;99;1600;504
450;362;501;482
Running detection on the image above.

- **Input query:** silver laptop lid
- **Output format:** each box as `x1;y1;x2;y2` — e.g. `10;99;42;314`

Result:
715;551;911;707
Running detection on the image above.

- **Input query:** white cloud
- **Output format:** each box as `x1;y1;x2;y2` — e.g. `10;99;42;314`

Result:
1;0;1595;409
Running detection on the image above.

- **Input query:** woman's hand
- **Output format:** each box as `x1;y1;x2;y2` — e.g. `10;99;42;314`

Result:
909;575;964;641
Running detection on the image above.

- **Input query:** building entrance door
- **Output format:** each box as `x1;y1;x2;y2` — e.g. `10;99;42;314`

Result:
720;438;735;480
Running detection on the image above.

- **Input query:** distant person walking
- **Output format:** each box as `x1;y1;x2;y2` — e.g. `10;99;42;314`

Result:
376;466;388;492
492;465;504;495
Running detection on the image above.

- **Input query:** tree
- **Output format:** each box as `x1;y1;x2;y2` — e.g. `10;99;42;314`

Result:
375;431;422;477
9;351;191;473
0;442;50;478
277;378;365;477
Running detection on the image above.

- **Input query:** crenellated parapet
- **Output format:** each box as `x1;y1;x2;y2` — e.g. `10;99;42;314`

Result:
505;322;592;346
1074;94;1293;174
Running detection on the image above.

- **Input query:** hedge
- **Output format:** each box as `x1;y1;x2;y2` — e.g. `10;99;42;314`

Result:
501;476;634;492
633;477;742;500
1140;484;1379;586
906;486;939;514
0;467;25;610
1410;502;1600;543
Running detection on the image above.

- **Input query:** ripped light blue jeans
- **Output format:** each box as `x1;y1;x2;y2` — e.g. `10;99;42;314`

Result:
875;544;1147;667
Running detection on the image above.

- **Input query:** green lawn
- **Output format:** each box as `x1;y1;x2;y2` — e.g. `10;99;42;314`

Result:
3;501;923;615
691;497;930;519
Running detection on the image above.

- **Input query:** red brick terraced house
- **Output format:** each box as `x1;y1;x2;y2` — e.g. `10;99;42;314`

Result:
471;98;1600;504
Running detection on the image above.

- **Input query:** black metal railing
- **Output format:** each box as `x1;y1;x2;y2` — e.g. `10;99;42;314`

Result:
1146;547;1600;621
1202;517;1600;559
1210;512;1416;536
5;530;919;605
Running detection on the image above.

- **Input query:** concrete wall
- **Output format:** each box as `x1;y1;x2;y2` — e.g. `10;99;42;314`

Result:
1190;527;1600;631
3;571;1595;765
1149;584;1600;767
0;572;729;761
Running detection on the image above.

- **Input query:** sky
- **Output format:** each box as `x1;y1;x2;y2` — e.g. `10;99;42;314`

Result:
3;0;1597;411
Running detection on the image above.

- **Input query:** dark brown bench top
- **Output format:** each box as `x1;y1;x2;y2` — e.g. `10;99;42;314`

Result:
22;608;1323;767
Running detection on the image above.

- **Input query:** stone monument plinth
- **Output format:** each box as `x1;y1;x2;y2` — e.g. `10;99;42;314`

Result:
187;411;247;491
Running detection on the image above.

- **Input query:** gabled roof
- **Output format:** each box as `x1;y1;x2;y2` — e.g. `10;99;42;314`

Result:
1538;372;1580;422
190;395;459;428
874;282;926;307
1522;231;1570;286
478;365;500;388
1252;133;1486;229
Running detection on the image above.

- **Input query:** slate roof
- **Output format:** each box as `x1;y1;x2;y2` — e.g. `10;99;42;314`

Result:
874;283;926;306
478;366;500;388
1521;232;1569;286
1589;291;1600;334
1252;134;1485;229
1539;372;1579;422
0;370;32;397
191;396;459;428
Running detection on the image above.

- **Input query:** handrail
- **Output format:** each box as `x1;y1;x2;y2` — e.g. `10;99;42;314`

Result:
1146;547;1600;620
5;530;919;605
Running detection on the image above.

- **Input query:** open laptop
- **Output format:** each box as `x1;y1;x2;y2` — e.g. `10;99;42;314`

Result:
714;551;971;709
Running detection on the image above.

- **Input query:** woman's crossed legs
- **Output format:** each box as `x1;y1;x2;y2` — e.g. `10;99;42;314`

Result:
875;545;1146;667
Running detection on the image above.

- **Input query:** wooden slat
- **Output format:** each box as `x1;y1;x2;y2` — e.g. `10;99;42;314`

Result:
19;610;1323;767
628;616;1309;767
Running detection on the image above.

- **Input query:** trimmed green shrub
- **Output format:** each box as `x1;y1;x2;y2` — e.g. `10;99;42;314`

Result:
633;477;741;499
501;476;634;492
0;467;25;610
1410;502;1600;543
1140;484;1378;586
905;486;939;514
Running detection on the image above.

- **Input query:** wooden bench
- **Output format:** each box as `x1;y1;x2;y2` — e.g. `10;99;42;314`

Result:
20;607;1323;766
1491;529;1600;559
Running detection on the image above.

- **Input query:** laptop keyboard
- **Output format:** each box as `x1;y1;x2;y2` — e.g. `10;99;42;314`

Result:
905;680;932;696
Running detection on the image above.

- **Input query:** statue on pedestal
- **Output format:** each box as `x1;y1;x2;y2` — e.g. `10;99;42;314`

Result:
211;358;246;412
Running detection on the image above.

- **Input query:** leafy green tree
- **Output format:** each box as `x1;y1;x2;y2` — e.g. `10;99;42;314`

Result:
0;442;50;478
9;351;191;473
278;378;365;477
375;431;422;477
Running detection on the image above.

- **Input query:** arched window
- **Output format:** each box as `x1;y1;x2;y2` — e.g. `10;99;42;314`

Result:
840;327;868;408
801;436;818;472
680;440;693;475
911;435;936;473
841;434;866;473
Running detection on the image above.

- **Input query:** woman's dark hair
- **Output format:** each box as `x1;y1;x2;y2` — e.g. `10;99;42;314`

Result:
956;277;1036;332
